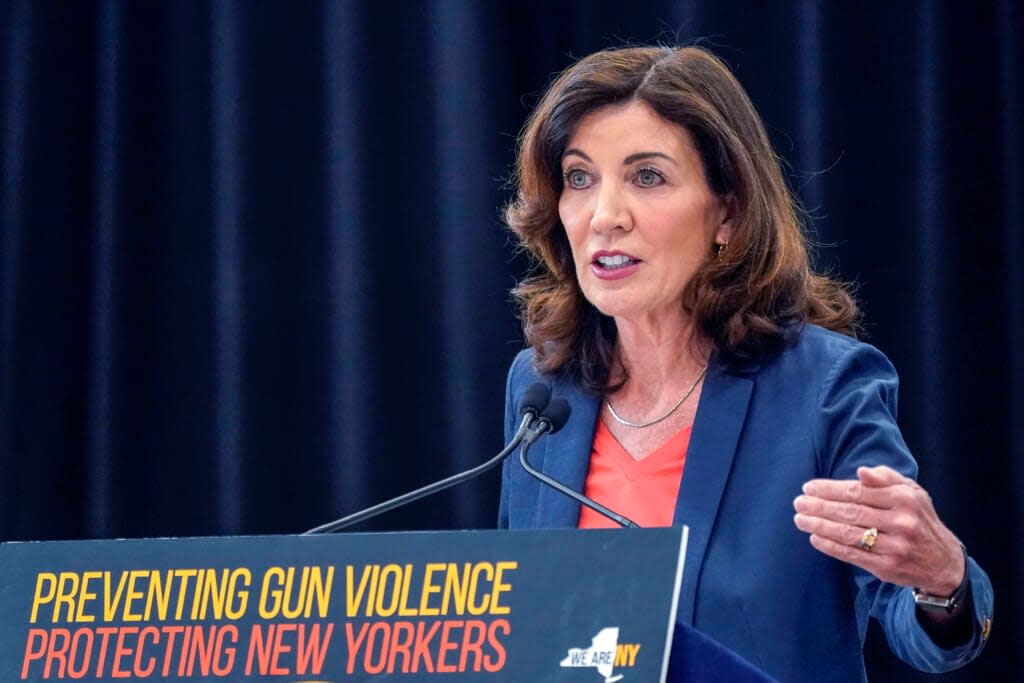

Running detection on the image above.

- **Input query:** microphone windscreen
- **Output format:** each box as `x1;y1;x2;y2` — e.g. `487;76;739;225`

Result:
539;398;571;433
521;382;552;416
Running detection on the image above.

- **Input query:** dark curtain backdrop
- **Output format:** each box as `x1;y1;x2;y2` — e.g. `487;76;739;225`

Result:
1;1;1020;679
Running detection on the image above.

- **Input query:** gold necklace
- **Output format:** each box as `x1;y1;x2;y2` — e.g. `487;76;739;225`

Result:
605;365;708;429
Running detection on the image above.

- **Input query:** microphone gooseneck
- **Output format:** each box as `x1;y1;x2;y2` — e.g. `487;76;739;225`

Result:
303;382;553;535
518;399;640;529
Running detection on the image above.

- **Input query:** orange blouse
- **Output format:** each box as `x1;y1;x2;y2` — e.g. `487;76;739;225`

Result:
577;419;691;528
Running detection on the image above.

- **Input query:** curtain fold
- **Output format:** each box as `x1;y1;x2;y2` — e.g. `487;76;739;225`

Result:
324;0;371;520
87;0;118;537
913;0;946;501
211;0;243;534
0;0;30;536
1;1;1019;679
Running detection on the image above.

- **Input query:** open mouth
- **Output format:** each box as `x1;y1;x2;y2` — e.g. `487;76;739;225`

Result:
594;254;639;270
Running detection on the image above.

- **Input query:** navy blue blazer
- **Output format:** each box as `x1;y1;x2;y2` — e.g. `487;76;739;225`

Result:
499;325;993;682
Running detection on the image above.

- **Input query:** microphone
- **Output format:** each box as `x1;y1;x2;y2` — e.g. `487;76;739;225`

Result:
521;397;571;447
518;399;640;529
303;382;552;534
518;382;553;426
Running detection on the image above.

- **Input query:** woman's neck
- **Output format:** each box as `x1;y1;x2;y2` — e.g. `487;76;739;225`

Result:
612;311;709;402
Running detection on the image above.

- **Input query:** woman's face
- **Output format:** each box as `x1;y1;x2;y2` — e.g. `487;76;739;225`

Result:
558;100;732;324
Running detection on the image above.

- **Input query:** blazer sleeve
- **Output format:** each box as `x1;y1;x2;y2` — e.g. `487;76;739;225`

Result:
497;350;531;529
812;341;994;673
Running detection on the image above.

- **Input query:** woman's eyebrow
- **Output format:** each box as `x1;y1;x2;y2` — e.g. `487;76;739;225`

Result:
562;148;591;163
624;151;675;165
562;149;676;166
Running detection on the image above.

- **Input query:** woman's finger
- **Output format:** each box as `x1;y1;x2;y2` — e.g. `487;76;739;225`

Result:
801;478;899;509
857;465;918;489
793;495;888;529
807;533;888;575
794;512;889;552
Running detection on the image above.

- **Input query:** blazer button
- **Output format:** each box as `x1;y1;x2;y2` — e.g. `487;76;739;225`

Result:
981;617;992;640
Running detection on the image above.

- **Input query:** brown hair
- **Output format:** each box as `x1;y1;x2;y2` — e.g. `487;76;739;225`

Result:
505;46;859;393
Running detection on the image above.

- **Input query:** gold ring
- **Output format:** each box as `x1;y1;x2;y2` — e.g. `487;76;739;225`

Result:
859;527;878;551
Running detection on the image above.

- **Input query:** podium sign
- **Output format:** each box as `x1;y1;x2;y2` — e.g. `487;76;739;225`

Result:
1;528;686;682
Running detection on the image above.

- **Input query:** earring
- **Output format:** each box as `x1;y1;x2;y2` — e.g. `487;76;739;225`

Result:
715;241;728;257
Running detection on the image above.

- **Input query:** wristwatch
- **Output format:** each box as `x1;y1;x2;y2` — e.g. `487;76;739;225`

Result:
913;543;970;614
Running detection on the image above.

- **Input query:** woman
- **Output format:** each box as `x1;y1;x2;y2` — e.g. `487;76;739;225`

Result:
497;46;993;681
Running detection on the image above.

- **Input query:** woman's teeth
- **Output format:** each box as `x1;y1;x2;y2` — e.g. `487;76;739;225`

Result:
596;255;636;269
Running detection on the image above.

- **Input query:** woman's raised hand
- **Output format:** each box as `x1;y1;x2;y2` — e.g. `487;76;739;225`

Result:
793;465;965;598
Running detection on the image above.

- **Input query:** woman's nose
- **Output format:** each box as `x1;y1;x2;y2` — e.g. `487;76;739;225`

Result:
589;184;632;234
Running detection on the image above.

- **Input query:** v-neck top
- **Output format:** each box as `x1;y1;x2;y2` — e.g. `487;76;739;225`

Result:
577;419;691;528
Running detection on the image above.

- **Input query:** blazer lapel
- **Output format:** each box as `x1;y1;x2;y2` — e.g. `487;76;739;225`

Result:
673;359;754;625
533;378;600;528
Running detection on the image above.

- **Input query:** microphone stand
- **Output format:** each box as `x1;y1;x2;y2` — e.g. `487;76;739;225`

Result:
303;413;535;535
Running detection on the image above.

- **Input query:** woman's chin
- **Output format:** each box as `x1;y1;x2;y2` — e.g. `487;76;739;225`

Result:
584;294;634;320
586;293;688;328
588;297;656;322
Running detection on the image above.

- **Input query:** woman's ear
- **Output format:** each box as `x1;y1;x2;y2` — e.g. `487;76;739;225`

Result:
714;193;737;247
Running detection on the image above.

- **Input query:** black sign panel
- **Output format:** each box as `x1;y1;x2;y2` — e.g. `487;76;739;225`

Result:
0;528;686;682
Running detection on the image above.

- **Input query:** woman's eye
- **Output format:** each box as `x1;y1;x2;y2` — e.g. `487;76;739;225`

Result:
636;168;663;187
564;169;589;189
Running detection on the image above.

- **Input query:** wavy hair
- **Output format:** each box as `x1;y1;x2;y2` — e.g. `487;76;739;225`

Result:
505;46;859;393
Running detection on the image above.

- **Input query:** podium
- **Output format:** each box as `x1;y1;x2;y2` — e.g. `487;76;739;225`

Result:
1;528;775;682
